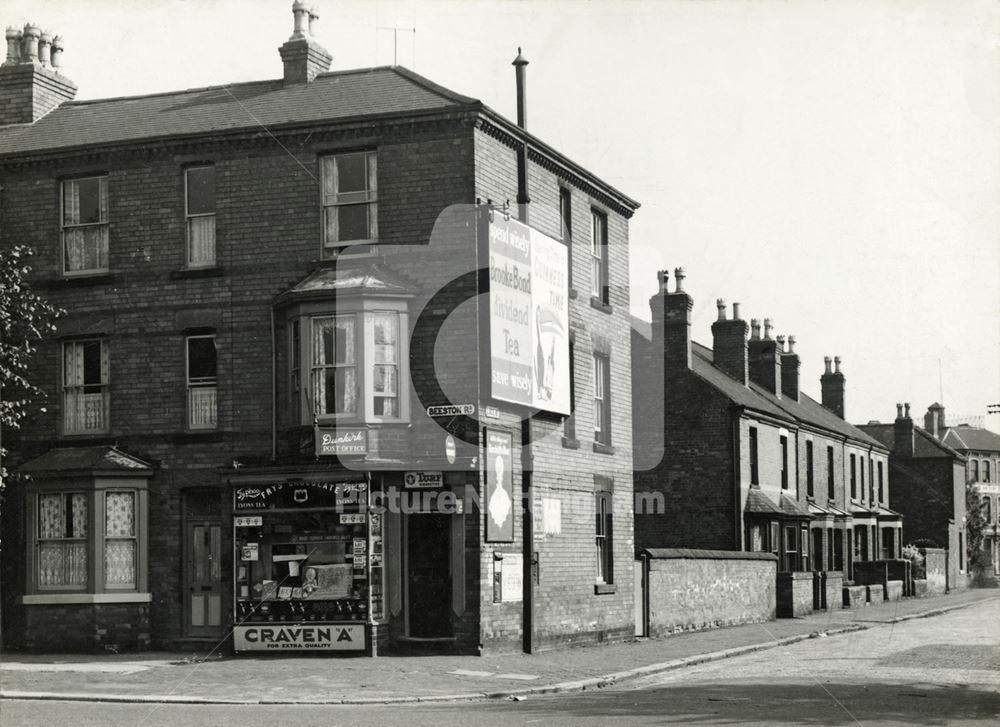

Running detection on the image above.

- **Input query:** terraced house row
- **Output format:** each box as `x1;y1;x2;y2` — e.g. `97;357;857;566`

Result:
1;3;972;656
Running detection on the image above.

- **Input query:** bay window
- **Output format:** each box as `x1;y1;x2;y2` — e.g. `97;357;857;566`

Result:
62;175;108;276
25;477;149;601
293;305;408;424
63;339;109;435
321;151;378;255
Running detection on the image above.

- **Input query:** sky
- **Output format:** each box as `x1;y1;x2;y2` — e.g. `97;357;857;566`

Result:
6;0;999;432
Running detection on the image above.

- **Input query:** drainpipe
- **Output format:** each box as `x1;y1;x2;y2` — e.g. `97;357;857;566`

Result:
270;307;277;462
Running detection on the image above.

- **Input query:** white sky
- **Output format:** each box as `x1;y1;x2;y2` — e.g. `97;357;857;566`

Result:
7;0;999;431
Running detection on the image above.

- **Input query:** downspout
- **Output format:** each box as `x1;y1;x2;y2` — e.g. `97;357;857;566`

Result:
513;47;534;654
732;406;743;550
270;306;277;462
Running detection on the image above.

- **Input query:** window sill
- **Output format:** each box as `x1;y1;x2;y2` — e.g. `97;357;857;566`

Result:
589;296;613;314
170;266;224;280
561;436;580;450
22;592;152;605
594;583;617;595
593;441;616;456
44;273;114;289
58;433;114;443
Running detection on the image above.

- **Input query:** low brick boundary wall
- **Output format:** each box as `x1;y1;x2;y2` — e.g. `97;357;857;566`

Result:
921;548;947;595
843;584;868;607
640;549;777;636
824;571;844;610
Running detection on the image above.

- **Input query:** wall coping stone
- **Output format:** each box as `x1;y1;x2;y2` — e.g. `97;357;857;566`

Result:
641;548;777;562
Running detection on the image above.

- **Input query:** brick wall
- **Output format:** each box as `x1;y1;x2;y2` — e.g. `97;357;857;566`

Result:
20;603;150;653
643;550;776;636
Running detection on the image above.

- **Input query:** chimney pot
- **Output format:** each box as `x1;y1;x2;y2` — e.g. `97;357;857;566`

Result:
656;269;669;293
824;356;832;374
21;23;40;63
776;334;786;352
50;34;63;69
4;27;21;65
834;356;842;374
763;318;773;340
513;47;528;129
787;335;796;353
291;0;310;39
716;298;726;321
750;318;761;340
732;302;740;320
37;31;51;67
674;267;685;293
904;402;910;418
308;7;320;35
896;403;904;418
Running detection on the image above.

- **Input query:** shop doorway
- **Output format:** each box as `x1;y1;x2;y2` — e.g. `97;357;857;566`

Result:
405;513;453;638
183;491;224;640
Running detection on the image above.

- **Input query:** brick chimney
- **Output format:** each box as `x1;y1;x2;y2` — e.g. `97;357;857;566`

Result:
924;402;945;440
820;355;846;419
748;317;781;397
894;402;914;458
650;267;692;371
780;335;800;402
711;299;749;385
278;1;332;85
1;24;77;126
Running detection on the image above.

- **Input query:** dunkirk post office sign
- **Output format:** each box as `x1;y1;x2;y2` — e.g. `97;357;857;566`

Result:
233;624;364;651
315;426;368;456
487;215;570;414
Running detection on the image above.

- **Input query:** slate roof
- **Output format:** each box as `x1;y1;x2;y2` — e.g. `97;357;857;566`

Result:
745;488;784;515
941;425;1000;454
0;67;474;157
19;446;153;474
858;423;965;461
632;317;885;449
274;261;417;304
779;493;813;518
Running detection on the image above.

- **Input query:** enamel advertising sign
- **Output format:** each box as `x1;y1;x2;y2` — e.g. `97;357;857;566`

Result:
487;215;570;414
233;624;364;651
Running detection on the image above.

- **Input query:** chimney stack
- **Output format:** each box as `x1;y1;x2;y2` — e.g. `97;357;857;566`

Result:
0;23;78;126
820;355;846;419
513;47;528;129
780;334;800;402
748;317;782;397
650;267;692;372
278;1;332;85
923;402;946;440
894;402;915;458
712;299;749;385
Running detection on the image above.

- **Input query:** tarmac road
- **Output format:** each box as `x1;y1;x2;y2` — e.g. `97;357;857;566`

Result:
2;597;998;726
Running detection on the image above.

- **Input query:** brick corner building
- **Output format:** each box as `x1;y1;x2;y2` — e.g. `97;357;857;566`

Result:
0;5;639;655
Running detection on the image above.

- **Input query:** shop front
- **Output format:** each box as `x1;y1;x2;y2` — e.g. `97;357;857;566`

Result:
230;474;384;654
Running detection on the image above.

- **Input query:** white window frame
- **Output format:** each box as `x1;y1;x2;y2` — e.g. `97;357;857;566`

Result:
294;301;410;425
321;150;378;257
595;491;613;584
61;175;109;277
25;478;149;602
62;338;110;435
185;335;218;431
593;352;611;445
590;209;608;302
185;165;216;268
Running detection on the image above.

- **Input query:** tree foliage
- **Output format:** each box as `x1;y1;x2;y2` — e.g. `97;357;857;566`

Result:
965;477;991;584
1;245;60;488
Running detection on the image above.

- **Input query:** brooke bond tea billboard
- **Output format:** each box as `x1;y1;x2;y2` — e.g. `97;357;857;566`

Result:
487;215;570;415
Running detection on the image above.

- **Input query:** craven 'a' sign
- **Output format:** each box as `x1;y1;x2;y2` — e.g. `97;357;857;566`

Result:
233;624;364;651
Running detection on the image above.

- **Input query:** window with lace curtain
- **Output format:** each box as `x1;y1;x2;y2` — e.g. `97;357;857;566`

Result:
321;151;378;256
28;485;146;598
294;307;408;424
62;176;108;275
63;339;109;434
185;166;216;267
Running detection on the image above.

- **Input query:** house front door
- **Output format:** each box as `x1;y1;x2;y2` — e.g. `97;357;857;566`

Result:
405;513;452;638
183;491;224;640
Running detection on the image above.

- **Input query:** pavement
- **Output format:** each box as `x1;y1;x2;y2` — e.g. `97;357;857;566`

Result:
1;588;996;706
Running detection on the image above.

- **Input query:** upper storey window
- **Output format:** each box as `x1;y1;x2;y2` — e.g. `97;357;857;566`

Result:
590;209;608;304
185;166;216;267
62;176;108;276
321;151;378;256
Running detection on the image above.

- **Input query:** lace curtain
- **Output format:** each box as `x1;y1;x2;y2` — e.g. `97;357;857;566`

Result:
373;313;398;416
38;493;88;587
187;215;216;266
105;492;136;587
312;317;357;415
63;178;108;272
